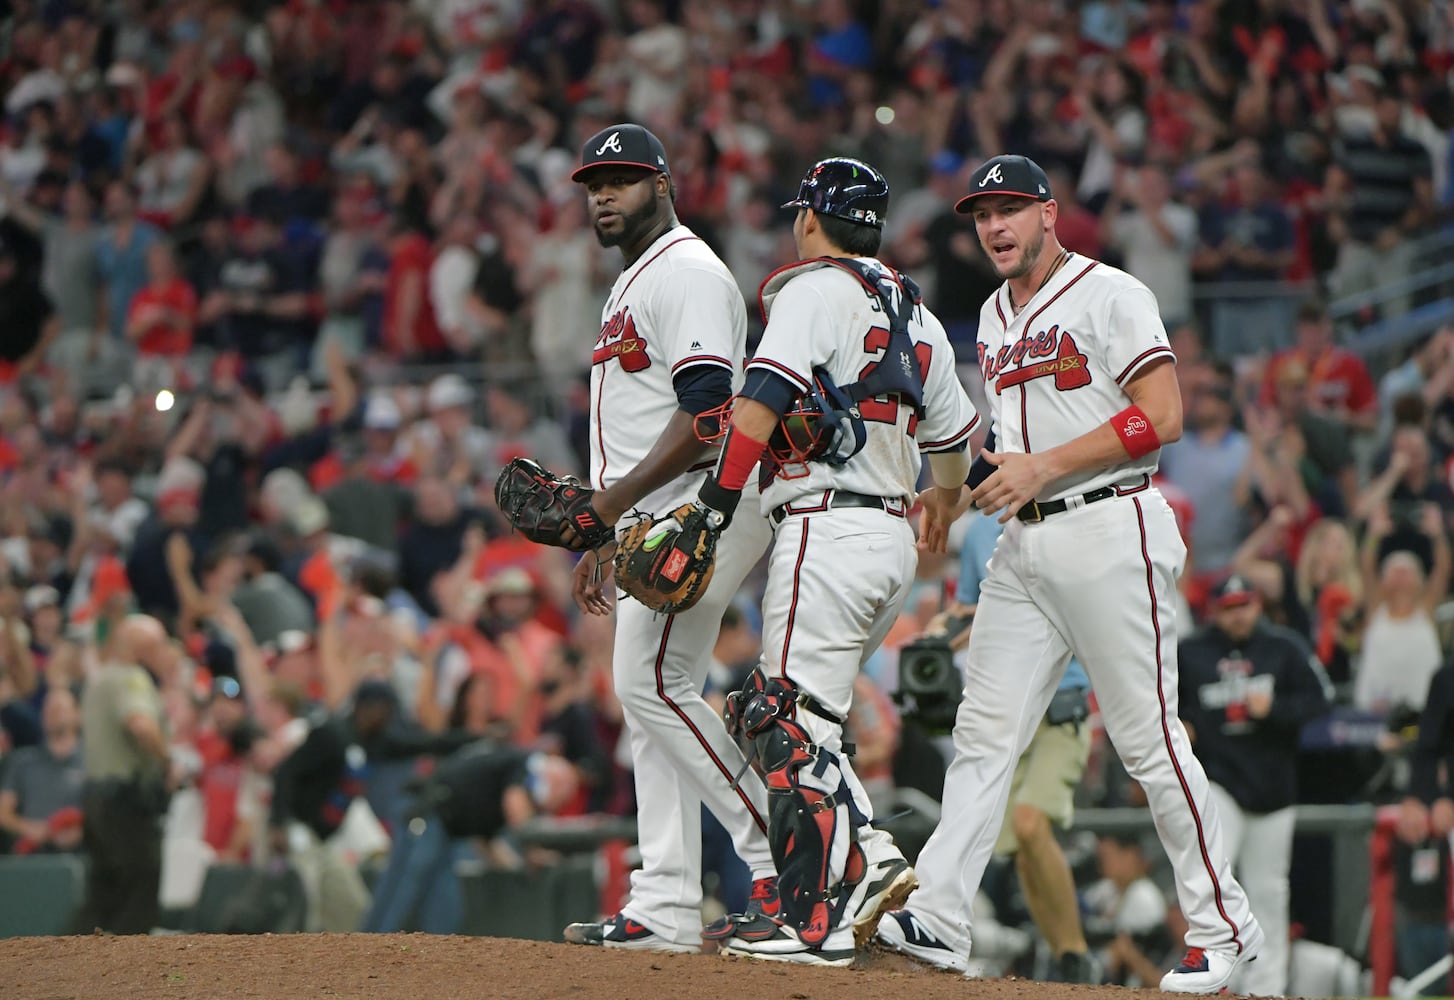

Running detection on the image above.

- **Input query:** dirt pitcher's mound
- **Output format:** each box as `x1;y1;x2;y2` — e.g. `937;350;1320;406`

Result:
1;933;1145;999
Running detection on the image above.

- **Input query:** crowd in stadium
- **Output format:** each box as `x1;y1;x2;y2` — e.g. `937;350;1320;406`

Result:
0;0;1452;991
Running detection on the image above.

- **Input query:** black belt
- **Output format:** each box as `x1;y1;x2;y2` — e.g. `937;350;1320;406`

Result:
770;490;907;526
1016;486;1117;523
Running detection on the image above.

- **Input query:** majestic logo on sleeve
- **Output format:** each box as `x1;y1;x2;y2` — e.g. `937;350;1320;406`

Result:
980;325;1092;394
592;306;652;373
595;131;623;155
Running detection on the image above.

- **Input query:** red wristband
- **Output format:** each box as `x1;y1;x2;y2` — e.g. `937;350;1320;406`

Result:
716;424;768;491
1110;404;1160;460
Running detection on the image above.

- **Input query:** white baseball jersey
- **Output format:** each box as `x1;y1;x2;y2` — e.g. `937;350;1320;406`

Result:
975;254;1175;500
750;258;980;513
590;225;746;512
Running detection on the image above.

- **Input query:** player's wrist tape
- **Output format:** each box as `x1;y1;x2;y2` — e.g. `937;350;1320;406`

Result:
1109;404;1160;459
714;425;767;491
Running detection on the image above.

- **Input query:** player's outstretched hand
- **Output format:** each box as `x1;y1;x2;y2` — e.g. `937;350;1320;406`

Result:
969;449;1054;524
572;547;616;617
916;484;973;553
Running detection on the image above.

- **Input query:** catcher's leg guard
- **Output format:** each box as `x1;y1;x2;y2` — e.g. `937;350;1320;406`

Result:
733;673;865;948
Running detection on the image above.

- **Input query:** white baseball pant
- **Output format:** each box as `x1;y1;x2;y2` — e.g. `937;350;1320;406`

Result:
615;505;776;945
759;506;919;867
910;488;1259;958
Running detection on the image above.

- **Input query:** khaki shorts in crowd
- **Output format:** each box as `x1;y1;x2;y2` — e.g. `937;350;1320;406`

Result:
993;714;1093;856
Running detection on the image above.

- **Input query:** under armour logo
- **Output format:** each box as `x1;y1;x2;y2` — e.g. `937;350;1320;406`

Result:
595;131;623;155
979;164;1004;187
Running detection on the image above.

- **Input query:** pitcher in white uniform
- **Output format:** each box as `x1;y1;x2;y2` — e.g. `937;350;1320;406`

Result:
876;154;1264;995
560;123;777;953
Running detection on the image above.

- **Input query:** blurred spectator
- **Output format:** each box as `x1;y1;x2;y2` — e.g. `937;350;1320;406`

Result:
1199;157;1297;358
77;615;181;935
231;533;315;648
1355;504;1450;715
381;213;445;362
0;232;57;386
1082;833;1173;989
134;114;211;231
1358;426;1454;563
1325;88;1433;317
95;180;162;347
205;213;313;385
1159;361;1249;579
1261;300;1378;434
429;215;483;356
397;477;471;616
1178;575;1332;996
314;185;388;368
1076;59;1148;212
0;686;84;854
125;455;206;627
125;241;198;361
409;375;492;487
85;458;149;554
1102;164;1198;328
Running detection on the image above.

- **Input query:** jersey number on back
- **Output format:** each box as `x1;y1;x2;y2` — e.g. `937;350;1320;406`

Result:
857;327;932;433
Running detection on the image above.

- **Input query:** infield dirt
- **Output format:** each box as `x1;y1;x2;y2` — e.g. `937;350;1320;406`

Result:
0;932;1183;999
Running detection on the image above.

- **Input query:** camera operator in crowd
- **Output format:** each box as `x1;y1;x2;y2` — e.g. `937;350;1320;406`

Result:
1178;575;1333;996
917;512;1098;983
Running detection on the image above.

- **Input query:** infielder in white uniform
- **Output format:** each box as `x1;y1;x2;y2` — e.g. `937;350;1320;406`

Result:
688;158;980;965
560;124;778;952
876;154;1264;995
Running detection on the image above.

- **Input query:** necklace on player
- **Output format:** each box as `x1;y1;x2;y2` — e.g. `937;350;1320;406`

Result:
1009;249;1070;317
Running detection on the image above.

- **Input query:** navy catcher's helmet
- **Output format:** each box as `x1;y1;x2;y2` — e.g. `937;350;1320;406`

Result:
782;157;889;229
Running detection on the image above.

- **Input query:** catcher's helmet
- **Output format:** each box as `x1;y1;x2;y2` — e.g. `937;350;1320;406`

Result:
782;157;888;229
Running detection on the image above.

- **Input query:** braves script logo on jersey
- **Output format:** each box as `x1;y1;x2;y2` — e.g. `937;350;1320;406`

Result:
593;307;652;373
980;325;1092;395
595;131;623;155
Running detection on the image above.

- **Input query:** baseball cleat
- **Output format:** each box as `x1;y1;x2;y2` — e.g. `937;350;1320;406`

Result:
873;910;969;973
1050;949;1103;984
843;857;918;949
703;877;781;942
721;921;855;967
563;913;698;953
1159;925;1263;995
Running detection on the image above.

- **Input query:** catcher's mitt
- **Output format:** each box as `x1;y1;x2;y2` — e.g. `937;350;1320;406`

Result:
614;502;721;614
493;457;616;552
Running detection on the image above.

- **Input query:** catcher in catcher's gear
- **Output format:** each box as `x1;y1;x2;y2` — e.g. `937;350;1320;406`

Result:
687;156;980;965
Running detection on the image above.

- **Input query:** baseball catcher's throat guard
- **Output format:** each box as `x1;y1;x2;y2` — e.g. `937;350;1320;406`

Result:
695;257;927;479
726;672;865;946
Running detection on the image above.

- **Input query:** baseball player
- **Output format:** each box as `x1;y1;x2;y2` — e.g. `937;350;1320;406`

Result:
560;124;778;953
688;157;981;964
876;154;1265;995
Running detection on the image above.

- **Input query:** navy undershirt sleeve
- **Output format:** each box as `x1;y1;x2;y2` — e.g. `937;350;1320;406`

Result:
673;364;733;416
738;368;800;417
966;429;997;489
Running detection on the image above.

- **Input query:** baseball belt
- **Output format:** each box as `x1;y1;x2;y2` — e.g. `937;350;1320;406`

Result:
1016;486;1117;523
770;490;908;526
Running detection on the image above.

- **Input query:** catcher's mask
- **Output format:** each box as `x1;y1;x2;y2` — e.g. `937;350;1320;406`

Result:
694;368;868;480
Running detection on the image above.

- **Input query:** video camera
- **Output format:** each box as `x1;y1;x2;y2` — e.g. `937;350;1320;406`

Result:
892;635;965;733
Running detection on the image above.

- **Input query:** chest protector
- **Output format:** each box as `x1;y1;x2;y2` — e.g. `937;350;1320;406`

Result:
759;257;927;469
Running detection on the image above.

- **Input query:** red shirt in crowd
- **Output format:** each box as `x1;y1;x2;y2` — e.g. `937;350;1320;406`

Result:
1260;348;1377;418
128;277;198;356
383;232;445;359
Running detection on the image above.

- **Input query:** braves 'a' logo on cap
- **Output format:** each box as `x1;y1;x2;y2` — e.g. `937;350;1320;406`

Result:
979;164;1004;187
595;131;623;155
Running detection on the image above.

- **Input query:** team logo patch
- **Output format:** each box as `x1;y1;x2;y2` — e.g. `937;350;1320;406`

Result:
593;307;652;372
979;164;1004;186
983;326;1092;394
595;131;623;155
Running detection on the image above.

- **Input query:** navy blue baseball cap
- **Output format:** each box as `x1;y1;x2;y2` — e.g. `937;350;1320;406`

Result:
572;124;671;182
955;155;1054;213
